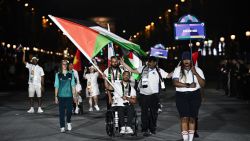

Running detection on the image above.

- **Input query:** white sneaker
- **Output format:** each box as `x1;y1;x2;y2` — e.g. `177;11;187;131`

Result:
60;127;65;133
27;107;34;113
67;123;72;131
158;108;162;113
126;126;134;134
75;107;79;114
94;105;100;111
89;107;93;112
37;107;44;113
120;126;126;134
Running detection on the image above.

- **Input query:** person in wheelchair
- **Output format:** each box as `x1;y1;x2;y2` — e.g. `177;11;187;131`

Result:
111;71;136;134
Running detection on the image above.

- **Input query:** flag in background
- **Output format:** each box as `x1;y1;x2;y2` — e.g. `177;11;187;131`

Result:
123;51;142;80
107;23;115;66
192;51;199;66
73;49;82;71
89;23;146;57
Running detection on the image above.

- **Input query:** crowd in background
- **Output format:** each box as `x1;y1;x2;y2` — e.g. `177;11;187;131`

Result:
217;58;250;101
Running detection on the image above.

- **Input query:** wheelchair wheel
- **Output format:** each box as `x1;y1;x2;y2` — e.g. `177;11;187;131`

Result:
132;111;138;136
105;110;115;137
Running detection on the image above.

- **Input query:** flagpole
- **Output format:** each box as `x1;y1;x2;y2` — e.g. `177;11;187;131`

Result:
87;59;117;90
107;23;116;60
189;39;195;83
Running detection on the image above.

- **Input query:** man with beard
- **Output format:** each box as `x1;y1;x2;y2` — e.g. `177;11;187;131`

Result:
104;56;124;109
23;49;45;113
120;56;172;136
111;71;136;134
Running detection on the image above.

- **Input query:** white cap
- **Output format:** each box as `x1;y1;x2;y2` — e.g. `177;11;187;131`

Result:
31;56;39;61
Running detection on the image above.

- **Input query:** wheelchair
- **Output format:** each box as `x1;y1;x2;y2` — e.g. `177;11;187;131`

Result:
105;105;139;137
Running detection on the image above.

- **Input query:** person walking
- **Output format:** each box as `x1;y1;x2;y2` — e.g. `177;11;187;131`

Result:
54;60;76;132
120;56;172;136
172;51;205;141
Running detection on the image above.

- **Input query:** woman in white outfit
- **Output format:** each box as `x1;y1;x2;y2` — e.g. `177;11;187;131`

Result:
83;66;100;111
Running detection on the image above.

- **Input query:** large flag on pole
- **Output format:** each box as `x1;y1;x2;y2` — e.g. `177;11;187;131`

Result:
49;15;113;85
48;15;125;94
48;15;111;59
73;49;82;71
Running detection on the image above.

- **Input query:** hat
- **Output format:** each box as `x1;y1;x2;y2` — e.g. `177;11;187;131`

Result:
31;56;39;61
181;51;191;60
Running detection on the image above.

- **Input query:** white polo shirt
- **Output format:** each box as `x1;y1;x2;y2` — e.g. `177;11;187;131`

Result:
26;63;45;87
172;66;205;92
137;66;169;95
112;82;136;107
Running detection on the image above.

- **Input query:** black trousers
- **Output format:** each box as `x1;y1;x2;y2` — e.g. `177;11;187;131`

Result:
58;97;73;128
114;105;134;127
139;93;159;132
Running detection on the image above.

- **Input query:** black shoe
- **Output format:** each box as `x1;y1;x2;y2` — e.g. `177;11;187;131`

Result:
194;132;199;138
143;132;152;137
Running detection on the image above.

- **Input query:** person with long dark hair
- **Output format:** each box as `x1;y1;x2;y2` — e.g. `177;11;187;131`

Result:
54;60;76;133
172;51;205;141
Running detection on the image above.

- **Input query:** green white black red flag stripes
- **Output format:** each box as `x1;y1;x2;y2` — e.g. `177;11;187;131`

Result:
89;26;146;57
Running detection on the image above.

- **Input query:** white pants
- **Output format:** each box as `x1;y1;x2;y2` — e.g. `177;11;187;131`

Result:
28;84;42;98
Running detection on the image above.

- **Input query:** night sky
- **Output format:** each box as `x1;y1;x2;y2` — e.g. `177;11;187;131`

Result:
0;0;249;51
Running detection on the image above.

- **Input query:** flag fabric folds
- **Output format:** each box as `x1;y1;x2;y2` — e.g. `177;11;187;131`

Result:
49;15;111;62
49;15;146;61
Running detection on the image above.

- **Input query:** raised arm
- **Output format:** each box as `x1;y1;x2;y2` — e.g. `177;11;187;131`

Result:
120;57;140;74
22;49;27;65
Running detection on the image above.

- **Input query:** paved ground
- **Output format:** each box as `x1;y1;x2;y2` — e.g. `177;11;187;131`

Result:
1;85;250;141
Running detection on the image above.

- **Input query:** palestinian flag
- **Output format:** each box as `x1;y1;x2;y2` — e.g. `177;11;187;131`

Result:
49;15;146;61
73;49;82;71
89;25;146;57
48;15;111;62
124;52;142;80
